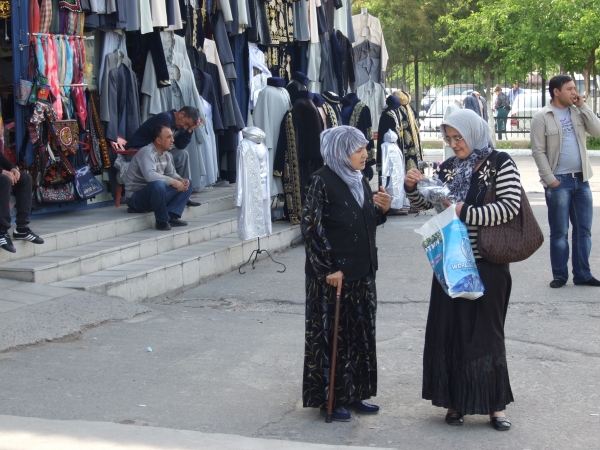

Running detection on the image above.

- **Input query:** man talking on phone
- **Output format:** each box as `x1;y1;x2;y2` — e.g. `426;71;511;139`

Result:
531;75;600;288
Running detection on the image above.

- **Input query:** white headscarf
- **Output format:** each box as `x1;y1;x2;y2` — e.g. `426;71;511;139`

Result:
440;109;494;202
320;126;368;206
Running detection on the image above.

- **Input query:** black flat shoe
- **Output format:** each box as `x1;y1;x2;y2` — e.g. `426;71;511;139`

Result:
491;416;511;431
574;276;600;287
156;221;171;231
186;199;201;207
550;278;567;288
347;400;380;414
320;406;351;422
444;413;464;426
168;218;188;227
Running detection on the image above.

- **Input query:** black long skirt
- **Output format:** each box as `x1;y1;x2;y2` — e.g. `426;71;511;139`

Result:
302;275;377;409
422;260;514;415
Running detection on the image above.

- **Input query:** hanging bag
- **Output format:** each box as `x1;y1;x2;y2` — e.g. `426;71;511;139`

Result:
16;43;37;106
73;140;104;200
477;152;544;264
35;144;76;204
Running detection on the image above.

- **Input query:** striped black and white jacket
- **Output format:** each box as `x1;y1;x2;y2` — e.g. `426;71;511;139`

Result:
407;151;522;259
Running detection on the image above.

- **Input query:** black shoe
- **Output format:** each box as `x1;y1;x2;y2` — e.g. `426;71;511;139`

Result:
186;199;201;207
347;400;380;414
550;278;567;288
0;232;16;253
574;277;600;287
444;413;464;426
127;207;147;213
156;221;171;231
320;406;351;422
168;218;188;227
491;416;511;431
13;227;44;244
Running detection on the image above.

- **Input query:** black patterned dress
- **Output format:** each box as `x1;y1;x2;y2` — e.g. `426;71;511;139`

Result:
406;150;521;415
301;167;386;409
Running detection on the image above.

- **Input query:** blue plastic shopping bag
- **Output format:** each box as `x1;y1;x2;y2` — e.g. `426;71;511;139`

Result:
415;204;484;300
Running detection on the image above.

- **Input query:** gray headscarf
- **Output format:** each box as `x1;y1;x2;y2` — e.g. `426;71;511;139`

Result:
320;126;368;206
440;109;494;202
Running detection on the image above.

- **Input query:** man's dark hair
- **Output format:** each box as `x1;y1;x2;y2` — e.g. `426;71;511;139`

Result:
178;106;200;122
549;75;574;99
151;124;171;142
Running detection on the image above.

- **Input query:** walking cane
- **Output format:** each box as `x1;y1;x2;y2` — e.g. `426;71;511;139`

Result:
325;285;342;423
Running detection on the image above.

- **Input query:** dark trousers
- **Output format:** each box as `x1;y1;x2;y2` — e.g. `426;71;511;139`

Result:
127;180;192;223
0;171;32;233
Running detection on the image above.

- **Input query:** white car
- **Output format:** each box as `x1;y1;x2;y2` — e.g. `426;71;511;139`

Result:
507;91;550;132
419;96;464;135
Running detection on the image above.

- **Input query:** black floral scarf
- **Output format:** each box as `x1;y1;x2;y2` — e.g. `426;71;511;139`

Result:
445;145;493;202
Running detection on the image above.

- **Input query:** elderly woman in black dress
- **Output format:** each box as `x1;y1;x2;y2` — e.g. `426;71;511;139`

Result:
404;109;521;431
302;126;391;422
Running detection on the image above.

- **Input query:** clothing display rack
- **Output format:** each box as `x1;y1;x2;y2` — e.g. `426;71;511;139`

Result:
238;237;286;274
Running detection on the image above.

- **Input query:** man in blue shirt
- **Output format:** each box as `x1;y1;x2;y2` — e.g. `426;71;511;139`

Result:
508;82;524;106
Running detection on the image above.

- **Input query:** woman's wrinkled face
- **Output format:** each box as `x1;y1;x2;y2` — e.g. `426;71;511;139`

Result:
349;145;368;170
444;125;471;160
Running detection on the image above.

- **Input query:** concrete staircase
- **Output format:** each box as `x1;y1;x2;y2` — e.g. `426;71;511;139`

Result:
0;186;300;302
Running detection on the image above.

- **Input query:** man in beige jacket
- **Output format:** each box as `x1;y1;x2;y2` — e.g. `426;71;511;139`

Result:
531;75;600;288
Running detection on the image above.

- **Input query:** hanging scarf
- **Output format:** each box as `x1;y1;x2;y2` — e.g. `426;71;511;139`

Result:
440;109;494;202
320;126;368;206
36;35;46;76
46;35;63;118
71;37;87;125
394;90;421;154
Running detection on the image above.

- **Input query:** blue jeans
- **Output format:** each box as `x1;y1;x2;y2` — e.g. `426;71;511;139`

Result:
544;174;594;283
496;108;509;140
127;180;192;223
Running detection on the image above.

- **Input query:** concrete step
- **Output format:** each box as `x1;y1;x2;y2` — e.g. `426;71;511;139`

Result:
0;210;238;284
0;186;236;264
50;223;301;302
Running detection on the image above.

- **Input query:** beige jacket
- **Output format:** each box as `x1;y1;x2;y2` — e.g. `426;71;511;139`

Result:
530;102;600;186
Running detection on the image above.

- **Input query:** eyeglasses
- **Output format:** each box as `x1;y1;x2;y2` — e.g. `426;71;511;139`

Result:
443;136;465;145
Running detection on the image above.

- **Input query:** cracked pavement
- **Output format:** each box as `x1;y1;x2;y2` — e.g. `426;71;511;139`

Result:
0;158;599;449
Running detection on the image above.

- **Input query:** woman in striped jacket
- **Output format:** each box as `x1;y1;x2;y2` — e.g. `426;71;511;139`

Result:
404;109;521;432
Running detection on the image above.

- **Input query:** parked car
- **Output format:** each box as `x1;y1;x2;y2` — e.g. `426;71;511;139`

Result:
508;91;550;131
437;84;478;98
419;96;463;134
420;87;439;111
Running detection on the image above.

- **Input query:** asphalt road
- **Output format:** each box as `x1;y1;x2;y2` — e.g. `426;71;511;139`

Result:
0;157;599;449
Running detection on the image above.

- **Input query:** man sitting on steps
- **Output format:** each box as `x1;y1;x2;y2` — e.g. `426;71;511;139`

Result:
0;151;44;253
126;106;203;207
125;125;193;231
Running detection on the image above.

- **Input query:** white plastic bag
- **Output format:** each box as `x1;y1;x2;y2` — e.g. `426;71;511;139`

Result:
415;204;484;300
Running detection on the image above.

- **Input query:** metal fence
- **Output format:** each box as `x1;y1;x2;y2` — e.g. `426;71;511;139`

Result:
385;58;600;140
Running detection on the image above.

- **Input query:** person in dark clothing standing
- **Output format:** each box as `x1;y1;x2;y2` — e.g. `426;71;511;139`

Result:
0;153;44;253
126;107;203;206
493;85;511;140
302;126;391;422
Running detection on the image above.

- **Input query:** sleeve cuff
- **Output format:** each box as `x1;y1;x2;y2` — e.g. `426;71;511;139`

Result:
459;203;470;222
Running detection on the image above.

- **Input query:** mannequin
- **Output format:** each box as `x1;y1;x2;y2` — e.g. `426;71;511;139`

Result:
341;92;375;179
274;90;324;224
381;129;406;210
236;127;273;241
323;91;343;125
286;71;310;105
253;77;292;195
393;90;424;172
312;93;338;129
376;95;403;178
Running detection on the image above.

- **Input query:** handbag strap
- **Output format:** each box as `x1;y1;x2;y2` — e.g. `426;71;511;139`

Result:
483;151;500;200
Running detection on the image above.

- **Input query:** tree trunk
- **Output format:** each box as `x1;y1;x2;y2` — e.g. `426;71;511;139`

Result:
485;65;496;146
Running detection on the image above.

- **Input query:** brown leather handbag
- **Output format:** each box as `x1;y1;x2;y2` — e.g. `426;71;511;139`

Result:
477;152;544;264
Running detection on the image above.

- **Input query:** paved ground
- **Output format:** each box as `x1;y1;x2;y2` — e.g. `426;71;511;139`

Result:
0;157;599;449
